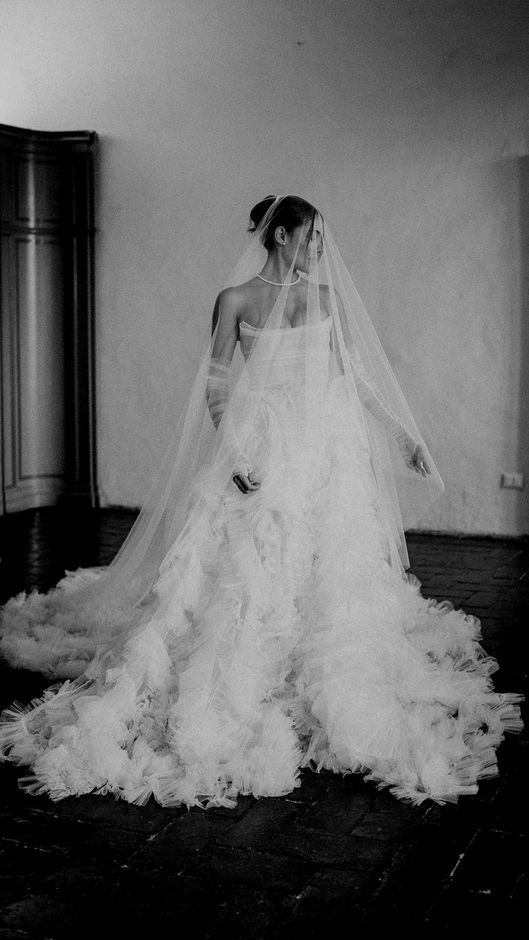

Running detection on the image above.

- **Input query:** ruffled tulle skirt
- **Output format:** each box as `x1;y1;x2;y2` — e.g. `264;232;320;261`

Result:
0;376;523;807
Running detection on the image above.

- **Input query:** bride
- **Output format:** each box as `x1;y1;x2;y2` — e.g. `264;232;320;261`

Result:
0;195;522;808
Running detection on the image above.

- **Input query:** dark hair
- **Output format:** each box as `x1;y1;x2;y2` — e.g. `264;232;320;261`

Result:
248;195;318;251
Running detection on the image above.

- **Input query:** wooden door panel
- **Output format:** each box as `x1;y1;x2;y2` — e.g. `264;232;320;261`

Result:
17;235;65;480
0;124;97;513
15;155;64;227
1;233;15;494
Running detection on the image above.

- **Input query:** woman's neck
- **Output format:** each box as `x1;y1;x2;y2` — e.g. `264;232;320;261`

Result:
259;254;299;285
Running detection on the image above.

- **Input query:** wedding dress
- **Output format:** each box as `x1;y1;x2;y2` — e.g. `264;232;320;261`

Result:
0;196;522;808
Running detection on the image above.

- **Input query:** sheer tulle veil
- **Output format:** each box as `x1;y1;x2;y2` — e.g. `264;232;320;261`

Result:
6;196;523;815
12;195;445;653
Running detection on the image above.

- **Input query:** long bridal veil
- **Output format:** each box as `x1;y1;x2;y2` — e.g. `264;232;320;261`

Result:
0;195;445;677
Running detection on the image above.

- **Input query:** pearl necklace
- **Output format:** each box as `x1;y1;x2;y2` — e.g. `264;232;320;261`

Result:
257;272;301;287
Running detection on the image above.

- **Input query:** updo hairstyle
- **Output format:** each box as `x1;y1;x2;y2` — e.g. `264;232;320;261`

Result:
248;195;318;251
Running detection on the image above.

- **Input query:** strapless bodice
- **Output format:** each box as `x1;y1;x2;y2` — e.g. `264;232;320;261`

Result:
239;316;332;388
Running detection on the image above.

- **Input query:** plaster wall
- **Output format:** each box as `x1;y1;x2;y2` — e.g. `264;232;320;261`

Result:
1;0;528;534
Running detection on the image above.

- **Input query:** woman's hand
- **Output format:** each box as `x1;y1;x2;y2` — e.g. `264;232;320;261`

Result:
233;471;261;494
398;433;430;477
407;442;431;477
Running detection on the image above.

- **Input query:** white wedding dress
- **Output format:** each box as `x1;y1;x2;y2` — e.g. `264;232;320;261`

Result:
0;315;522;808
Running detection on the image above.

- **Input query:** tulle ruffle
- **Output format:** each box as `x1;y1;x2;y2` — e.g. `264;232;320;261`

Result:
0;375;523;807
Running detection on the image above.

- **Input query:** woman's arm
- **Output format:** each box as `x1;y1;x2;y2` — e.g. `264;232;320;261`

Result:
207;289;240;429
206;289;261;493
330;287;430;476
351;362;430;475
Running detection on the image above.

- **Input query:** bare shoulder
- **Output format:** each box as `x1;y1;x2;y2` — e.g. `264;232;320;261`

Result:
216;285;245;314
217;281;258;314
211;282;255;334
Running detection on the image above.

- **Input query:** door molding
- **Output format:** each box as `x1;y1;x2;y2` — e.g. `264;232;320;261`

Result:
0;122;98;512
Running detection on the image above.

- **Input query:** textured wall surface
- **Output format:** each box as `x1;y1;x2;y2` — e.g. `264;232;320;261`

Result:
1;0;528;534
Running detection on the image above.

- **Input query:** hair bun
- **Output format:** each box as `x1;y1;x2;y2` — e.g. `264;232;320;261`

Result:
247;195;318;248
248;196;277;231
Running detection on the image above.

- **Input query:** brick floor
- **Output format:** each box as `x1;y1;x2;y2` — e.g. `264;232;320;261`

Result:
0;508;527;938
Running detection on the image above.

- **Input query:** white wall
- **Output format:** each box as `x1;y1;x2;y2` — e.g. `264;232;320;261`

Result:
1;0;528;534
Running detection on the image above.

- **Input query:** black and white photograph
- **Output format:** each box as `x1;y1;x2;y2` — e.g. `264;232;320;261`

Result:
0;0;527;936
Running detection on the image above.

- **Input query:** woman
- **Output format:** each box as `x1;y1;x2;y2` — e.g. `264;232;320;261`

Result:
0;195;522;808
